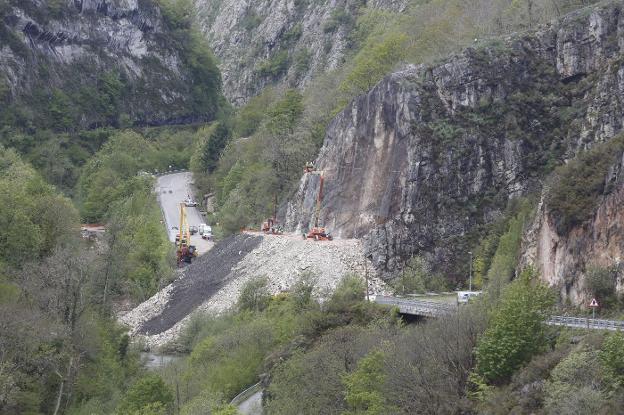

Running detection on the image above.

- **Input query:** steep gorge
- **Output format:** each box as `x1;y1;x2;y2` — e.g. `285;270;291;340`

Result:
285;2;624;297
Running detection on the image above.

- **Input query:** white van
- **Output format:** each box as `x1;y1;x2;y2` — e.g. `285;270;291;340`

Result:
199;223;212;240
457;291;482;304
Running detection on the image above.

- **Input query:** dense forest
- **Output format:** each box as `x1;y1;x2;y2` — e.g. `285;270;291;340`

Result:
2;0;624;414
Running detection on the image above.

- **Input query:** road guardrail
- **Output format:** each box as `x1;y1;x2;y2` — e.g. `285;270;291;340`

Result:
547;315;624;331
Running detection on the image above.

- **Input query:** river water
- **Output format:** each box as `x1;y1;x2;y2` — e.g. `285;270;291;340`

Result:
140;352;182;370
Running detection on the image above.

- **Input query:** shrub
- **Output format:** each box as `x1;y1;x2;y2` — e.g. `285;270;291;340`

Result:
584;266;618;309
241;10;262;31
475;269;555;384
257;51;289;78
543;350;606;414
546;135;624;235
323;8;353;33
293;48;312;77
283;24;303;45
117;374;174;414
237;277;271;312
600;332;624;387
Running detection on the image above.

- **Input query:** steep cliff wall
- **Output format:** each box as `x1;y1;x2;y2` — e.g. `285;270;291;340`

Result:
522;141;624;304
193;0;407;105
0;0;216;128
285;2;624;286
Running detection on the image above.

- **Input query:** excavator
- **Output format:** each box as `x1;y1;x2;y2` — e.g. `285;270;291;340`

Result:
304;164;332;241
261;195;284;235
176;203;197;266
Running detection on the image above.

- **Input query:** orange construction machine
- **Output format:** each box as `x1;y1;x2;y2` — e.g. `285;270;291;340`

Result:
304;167;332;241
261;195;284;235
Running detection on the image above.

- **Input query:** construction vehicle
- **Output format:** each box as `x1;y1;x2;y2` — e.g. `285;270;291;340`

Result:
176;203;197;266
304;168;332;241
261;195;284;235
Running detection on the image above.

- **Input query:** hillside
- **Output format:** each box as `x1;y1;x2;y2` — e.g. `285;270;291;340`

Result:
3;0;624;414
0;0;221;130
193;0;408;105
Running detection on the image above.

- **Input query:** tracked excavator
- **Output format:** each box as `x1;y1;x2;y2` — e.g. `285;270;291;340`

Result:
176;203;197;266
304;164;332;241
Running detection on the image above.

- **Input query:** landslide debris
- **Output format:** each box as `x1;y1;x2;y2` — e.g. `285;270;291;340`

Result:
121;233;383;348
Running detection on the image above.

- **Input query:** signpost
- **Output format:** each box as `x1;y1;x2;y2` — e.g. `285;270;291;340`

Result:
589;298;599;320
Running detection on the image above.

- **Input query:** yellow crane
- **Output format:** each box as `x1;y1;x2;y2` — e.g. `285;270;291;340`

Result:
176;203;196;265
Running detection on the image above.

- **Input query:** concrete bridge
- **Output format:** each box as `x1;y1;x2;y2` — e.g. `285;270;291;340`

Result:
374;296;457;317
374;296;624;331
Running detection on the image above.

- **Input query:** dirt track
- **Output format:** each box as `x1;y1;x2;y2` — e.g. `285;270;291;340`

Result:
137;234;262;335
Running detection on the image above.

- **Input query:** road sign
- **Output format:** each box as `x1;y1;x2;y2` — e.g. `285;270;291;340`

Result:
589;298;599;308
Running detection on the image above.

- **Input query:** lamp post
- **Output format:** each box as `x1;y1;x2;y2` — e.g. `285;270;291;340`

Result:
468;251;473;292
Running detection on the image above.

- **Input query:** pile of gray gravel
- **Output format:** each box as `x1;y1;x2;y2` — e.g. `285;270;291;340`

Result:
120;233;388;349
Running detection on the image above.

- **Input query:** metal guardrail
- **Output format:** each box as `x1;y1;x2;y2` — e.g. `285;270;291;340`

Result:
374;296;457;317
230;382;262;406
547;315;624;331
375;296;624;331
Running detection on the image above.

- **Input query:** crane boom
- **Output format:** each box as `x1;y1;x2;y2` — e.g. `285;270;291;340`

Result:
303;166;332;241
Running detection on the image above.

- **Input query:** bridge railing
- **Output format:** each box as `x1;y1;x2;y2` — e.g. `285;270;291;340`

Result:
375;297;624;331
548;315;624;331
374;296;457;315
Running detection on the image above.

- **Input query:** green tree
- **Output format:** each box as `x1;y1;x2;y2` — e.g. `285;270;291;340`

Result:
237;277;271;312
585;266;618;309
343;350;390;415
326;274;365;313
475;269;555;384
392;256;426;295
117;374;174;414
190;122;231;175
600;332;624;387
266;90;304;134
485;201;533;300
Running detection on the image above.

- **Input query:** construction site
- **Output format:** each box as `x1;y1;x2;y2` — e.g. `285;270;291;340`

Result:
121;167;384;349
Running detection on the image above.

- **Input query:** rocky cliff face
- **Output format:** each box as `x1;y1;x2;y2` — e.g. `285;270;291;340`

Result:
0;0;209;127
285;2;624;289
193;0;407;106
522;153;624;304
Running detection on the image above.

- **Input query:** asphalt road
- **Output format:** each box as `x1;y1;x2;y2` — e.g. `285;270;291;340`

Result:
155;172;212;254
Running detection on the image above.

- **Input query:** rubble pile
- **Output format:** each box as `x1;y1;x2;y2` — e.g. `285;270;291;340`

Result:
121;233;387;349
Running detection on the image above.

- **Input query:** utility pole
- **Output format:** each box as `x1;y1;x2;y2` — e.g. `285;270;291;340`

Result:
364;257;370;301
468;251;473;292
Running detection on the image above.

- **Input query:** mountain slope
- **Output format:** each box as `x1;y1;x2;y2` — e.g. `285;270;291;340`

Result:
0;0;221;130
193;0;407;105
